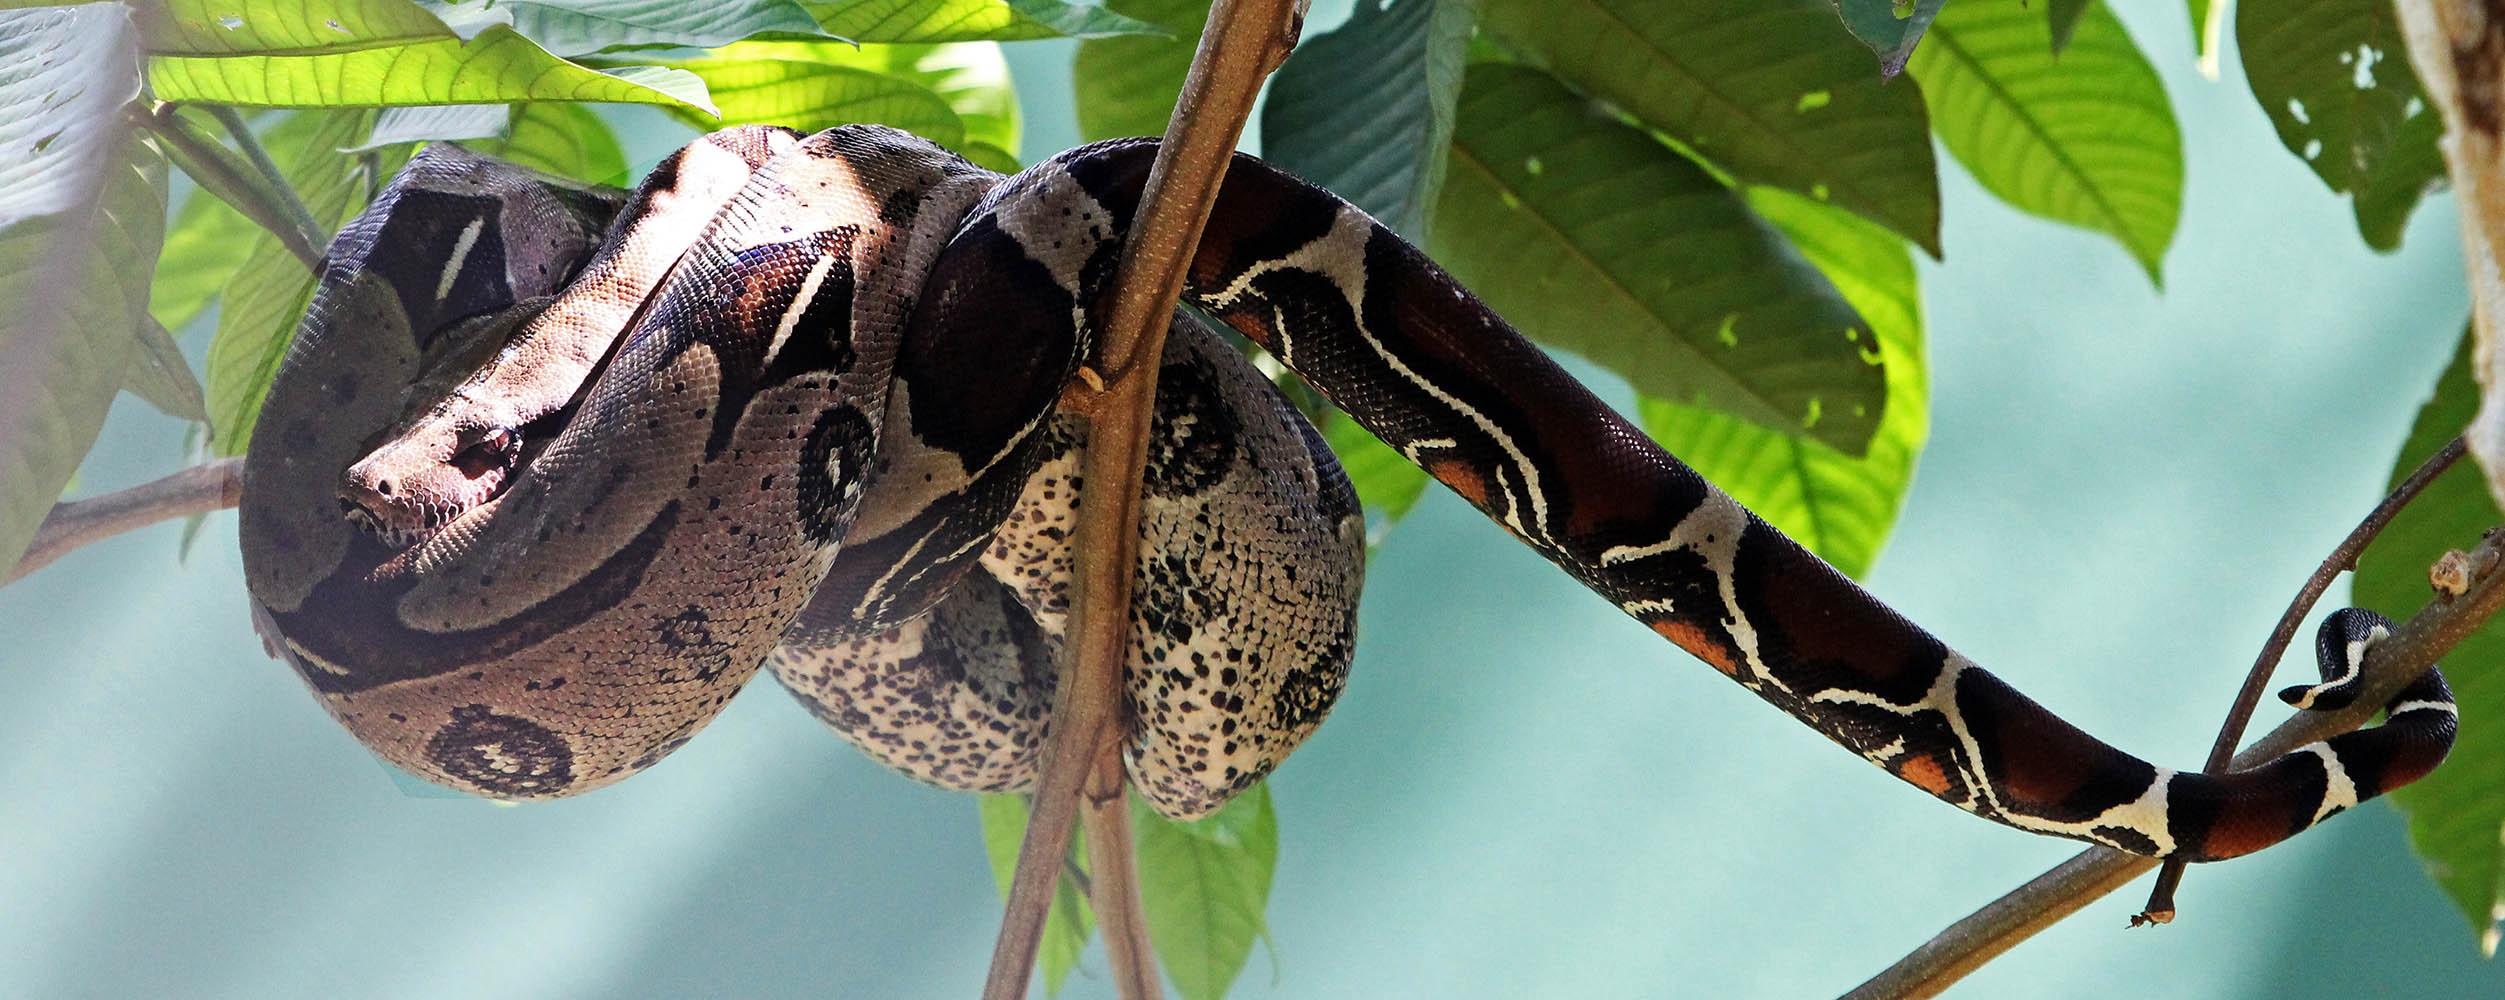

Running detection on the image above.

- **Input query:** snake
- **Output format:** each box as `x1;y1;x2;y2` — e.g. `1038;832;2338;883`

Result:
237;123;2456;862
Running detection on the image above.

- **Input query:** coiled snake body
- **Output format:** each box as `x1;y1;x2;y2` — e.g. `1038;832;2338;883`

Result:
240;125;2455;860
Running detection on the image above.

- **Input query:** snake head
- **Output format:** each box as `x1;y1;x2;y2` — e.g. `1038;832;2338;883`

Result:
340;420;524;547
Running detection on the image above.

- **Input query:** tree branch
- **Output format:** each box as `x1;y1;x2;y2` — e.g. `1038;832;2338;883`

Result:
979;2;1308;998
4;459;243;586
1845;521;2505;1000
2137;436;2466;923
2392;2;2505;509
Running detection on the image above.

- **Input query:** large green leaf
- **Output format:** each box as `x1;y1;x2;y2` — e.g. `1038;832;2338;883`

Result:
1071;0;1204;141
1477;0;1941;254
699;39;1020;163
1134;783;1276;1000
2355;330;2505;954
1828;0;1947;77
2239;0;2443;251
144;0;713;115
137;0;448;54
486;103;628;186
1433;64;1884;453
421;0;825;56
1908;0;2181;283
1262;0;1474;242
976;794;1094;996
0;6;163;578
1639;187;1923;578
202;111;381;455
807;0;1161;42
651;44;966;147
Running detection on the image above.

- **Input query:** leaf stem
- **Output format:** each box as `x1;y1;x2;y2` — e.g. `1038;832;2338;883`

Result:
131;103;324;270
2136;436;2464;924
4;459;243;585
1848;489;2505;1000
978;1;1309;997
208;106;329;252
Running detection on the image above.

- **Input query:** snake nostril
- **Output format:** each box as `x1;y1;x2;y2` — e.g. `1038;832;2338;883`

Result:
375;477;396;498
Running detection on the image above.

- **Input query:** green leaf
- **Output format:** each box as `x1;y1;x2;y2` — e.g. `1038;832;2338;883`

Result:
1134;783;1276;1000
1639;186;1923;578
150;127;271;334
358;103;508;150
806;0;1163;42
147;17;715;114
1262;0;1475;242
482;103;628;186
1827;0;1948;78
2352;102;2447;252
136;0;450;55
651;43;966;147
0;6;163;578
2189;0;2224;76
2238;0;2443;250
1908;1;2181;284
1322;409;1429;550
425;0;827;56
1477;0;1941;254
2048;0;2089;52
203;110;380;455
2355;327;2505;954
700;39;1021;161
977;794;1095;995
1072;0;1205;141
124;316;209;423
1432;64;1884;453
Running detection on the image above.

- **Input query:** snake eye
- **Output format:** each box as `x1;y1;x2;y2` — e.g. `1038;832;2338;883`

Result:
451;425;519;479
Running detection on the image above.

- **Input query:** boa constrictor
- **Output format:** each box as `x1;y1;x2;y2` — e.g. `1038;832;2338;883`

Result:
240;124;2456;861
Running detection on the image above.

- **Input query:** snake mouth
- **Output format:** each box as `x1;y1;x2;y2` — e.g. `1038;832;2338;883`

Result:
339;401;579;551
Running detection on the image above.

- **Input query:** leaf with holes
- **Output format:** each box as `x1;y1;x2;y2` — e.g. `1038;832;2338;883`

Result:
1478;0;1940;254
202;111;386;455
144;0;714;115
0;6;163;578
1072;0;1206;141
1135;783;1276;1000
1828;0;1947;78
2239;0;2443;250
1263;0;1474;242
1433;64;1883;453
1908;1;2180;283
2354;328;2505;955
977;794;1094;996
806;0;1161;42
1639;187;1922;578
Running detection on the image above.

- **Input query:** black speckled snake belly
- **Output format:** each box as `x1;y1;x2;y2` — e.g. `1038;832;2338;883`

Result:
238;124;2454;860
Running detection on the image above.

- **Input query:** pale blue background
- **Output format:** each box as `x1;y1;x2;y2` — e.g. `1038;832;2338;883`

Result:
4;2;2502;997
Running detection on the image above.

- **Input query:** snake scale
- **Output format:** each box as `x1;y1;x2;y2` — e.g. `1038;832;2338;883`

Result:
239;124;2456;861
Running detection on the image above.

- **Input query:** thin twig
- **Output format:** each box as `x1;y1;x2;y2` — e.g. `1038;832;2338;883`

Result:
131;104;325;270
1847;519;2505;1000
2137;436;2467;923
978;2;1308;998
5;459;243;585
